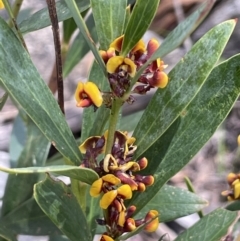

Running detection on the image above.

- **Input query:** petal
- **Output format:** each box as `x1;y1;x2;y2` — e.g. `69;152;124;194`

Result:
84;82;103;107
233;180;240;199
147;38;160;58
123;58;136;77
137;157;148;170
227;173;238;185
238;135;240;146
118;210;126;227
102;174;121;185
106;56;124;74
125;218;136;231
131;39;146;54
100;235;114;241
90;178;103;197
144;210;159;232
0;1;4;9
150;71;168;88
79;136;102;154
99;47;115;63
74;82;84;104
117;184;132;199
100;190;118;209
110;35;124;52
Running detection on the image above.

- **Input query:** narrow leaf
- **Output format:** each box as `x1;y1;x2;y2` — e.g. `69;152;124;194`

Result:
0;227;17;241
0;165;98;185
129;53;240;213
135;185;207;222
0;92;8;111
0;17;81;165
121;0;160;56
91;0;127;49
19;0;90;34
0;198;60;235
133;20;236;159
174;209;239;241
34;175;92;241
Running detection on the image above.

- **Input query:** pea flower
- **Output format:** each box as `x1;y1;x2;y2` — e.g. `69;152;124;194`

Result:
222;173;240;200
75;81;103;108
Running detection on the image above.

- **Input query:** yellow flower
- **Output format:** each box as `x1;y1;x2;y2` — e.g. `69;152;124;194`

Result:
117;184;132;199
106;56;136;77
90;178;103;197
75;81;103;108
147;38;160;58
149;70;169;88
102;174;121;185
233;179;240;199
100;235;114;241
144;210;159;232
0;1;4;9
110;35;146;54
100;190;118;209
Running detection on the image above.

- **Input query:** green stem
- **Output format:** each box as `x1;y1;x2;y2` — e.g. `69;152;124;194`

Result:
8;0;23;27
184;176;204;218
2;0;28;51
105;98;122;155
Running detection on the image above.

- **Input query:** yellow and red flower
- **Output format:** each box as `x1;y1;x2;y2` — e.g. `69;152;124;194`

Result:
75;81;103;108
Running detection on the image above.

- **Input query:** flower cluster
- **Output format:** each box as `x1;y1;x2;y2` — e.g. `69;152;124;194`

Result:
79;131;159;240
101;35;168;97
74;35;168;109
222;173;240;201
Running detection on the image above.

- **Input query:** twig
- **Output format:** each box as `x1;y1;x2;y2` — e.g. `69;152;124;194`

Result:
46;0;65;114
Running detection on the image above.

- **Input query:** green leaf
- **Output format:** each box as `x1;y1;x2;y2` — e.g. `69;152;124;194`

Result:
0;17;81;165
19;0;90;34
0;92;8;111
34;175;92;241
1;114;50;217
133;20;236;159
135;185;207;222
91;0;127;49
226;200;240;211
120;110;144;132
0;227;17;241
121;0;160;56
8;113;27;166
64;0;106;74
63;14;97;78
0;198;61;235
174;209;239;241
129;53;240;213
0;165;98;185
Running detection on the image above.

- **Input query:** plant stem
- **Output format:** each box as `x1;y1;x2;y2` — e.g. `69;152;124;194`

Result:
184;176;204;218
46;0;65;114
2;0;27;51
8;0;23;27
105;98;122;155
